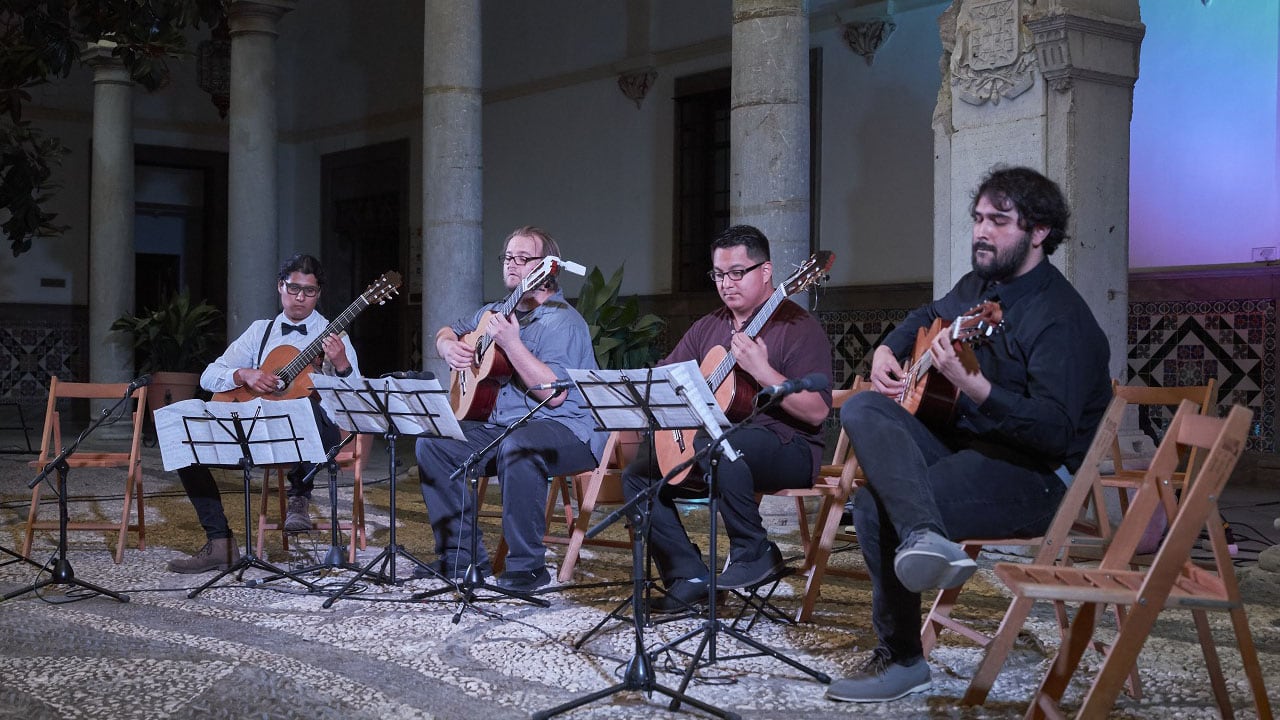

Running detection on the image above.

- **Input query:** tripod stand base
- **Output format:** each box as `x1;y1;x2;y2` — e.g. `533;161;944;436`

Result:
532;650;740;720
411;563;551;622
188;553;320;599
2;556;128;603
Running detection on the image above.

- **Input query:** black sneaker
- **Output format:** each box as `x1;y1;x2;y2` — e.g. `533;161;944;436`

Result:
412;557;491;581
495;567;552;592
648;577;718;614
717;541;786;589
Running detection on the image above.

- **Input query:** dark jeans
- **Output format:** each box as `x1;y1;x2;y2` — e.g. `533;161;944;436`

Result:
622;426;815;586
177;396;341;541
415;419;596;574
841;391;1065;662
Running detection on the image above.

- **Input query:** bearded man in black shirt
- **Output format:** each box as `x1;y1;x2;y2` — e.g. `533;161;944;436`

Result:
827;167;1112;703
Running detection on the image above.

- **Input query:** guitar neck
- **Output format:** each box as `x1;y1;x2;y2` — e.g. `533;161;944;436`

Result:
705;285;788;389
277;297;368;381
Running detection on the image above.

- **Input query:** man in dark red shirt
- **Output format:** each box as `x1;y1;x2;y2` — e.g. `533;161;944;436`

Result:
622;225;833;613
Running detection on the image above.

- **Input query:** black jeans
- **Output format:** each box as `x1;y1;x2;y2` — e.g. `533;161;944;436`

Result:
841;391;1065;662
177;396;340;541
622;425;815;586
415;419;596;574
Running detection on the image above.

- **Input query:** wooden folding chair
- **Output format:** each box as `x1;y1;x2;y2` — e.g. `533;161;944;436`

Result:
23;377;149;564
257;430;370;562
976;402;1271;718
771;378;871;622
1107;379;1216;519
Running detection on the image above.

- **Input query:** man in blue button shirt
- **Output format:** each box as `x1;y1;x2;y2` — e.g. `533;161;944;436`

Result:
827;167;1111;703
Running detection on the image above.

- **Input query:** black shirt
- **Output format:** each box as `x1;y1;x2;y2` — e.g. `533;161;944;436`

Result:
883;259;1112;473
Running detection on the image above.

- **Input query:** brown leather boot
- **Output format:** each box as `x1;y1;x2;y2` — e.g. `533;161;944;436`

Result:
166;537;240;574
284;496;313;532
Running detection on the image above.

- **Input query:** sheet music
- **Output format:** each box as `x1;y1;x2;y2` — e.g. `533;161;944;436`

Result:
567;361;737;461
311;374;466;440
154;397;326;471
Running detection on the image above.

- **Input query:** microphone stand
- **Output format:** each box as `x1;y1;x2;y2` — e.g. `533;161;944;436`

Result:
412;388;565;621
3;386;139;603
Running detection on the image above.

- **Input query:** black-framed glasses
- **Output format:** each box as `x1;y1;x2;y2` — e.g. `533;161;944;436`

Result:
282;282;321;298
501;254;545;267
708;261;765;284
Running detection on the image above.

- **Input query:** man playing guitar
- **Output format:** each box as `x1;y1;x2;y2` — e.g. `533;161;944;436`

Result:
622;225;833;613
826;167;1111;704
168;253;359;573
416;226;604;593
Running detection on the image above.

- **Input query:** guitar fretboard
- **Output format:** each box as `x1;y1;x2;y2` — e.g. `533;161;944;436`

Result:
278;297;370;382
704;284;788;390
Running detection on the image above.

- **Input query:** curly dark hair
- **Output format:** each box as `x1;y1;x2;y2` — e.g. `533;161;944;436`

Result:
972;167;1070;255
278;254;325;286
711;224;771;262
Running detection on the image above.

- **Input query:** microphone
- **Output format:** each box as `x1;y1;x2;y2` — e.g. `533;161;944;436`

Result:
527;379;576;392
382;370;436;381
126;374;151;393
755;373;829;403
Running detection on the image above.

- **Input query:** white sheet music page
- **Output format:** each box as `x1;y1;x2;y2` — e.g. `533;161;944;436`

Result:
154;397;325;470
311;375;466;440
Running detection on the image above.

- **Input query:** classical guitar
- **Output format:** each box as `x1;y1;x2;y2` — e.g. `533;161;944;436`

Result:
655;251;835;485
211;271;402;402
449;256;563;421
896;300;1004;429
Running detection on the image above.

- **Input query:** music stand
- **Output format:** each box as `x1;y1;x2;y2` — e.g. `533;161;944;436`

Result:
533;364;740;720
154;397;326;598
2;390;136;603
310;375;464;608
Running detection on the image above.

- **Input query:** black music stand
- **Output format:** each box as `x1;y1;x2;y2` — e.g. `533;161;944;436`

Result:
2;390;137;603
410;389;569;620
310;374;463;608
533;364;739;720
155;397;326;598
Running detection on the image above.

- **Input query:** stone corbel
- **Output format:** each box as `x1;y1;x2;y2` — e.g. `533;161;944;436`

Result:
841;19;896;66
1026;13;1145;95
617;68;657;109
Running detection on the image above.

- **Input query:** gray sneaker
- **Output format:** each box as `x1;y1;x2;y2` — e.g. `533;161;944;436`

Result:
893;529;976;593
826;649;931;703
284;496;313;532
167;537;241;574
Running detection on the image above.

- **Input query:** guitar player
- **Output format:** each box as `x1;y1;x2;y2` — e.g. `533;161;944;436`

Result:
825;167;1111;704
621;224;833;614
415;226;604;593
168;253;359;574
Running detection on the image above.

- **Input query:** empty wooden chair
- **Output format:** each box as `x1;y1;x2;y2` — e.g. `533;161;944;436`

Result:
23;377;149;564
973;402;1270;719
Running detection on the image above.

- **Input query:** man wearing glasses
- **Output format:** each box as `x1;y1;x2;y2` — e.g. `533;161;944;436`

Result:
167;253;359;573
621;224;833;613
415;226;604;592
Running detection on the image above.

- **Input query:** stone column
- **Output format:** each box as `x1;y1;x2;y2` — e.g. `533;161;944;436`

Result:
226;0;295;338
422;0;483;379
730;0;810;297
84;45;135;390
933;0;1142;380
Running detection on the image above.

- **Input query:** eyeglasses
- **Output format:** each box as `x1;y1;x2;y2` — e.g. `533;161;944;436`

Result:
501;254;544;267
708;261;765;284
282;282;320;298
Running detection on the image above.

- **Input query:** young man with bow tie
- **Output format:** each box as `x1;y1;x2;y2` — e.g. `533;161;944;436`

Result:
167;254;360;574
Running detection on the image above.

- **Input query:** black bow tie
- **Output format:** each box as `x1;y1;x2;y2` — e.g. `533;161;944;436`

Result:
281;323;308;336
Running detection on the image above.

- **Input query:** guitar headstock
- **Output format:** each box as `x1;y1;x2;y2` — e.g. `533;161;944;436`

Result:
950;300;1004;345
362;271;403;306
522;256;564;291
781;250;835;296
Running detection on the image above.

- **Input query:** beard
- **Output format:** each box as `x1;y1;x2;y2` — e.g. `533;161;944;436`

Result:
972;231;1032;281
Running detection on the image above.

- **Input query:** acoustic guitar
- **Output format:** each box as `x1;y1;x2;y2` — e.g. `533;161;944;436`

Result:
895;300;1004;429
654;251;835;485
449;256;563;421
211;271;402;402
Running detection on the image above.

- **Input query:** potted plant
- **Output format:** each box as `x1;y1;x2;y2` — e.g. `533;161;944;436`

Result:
110;290;223;417
575;265;666;474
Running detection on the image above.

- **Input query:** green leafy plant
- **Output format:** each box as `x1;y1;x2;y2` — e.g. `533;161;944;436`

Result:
576;265;666;370
110;290;223;373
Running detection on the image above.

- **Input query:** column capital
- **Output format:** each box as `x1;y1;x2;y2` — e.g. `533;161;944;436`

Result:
1026;13;1145;93
80;43;131;84
228;0;297;37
